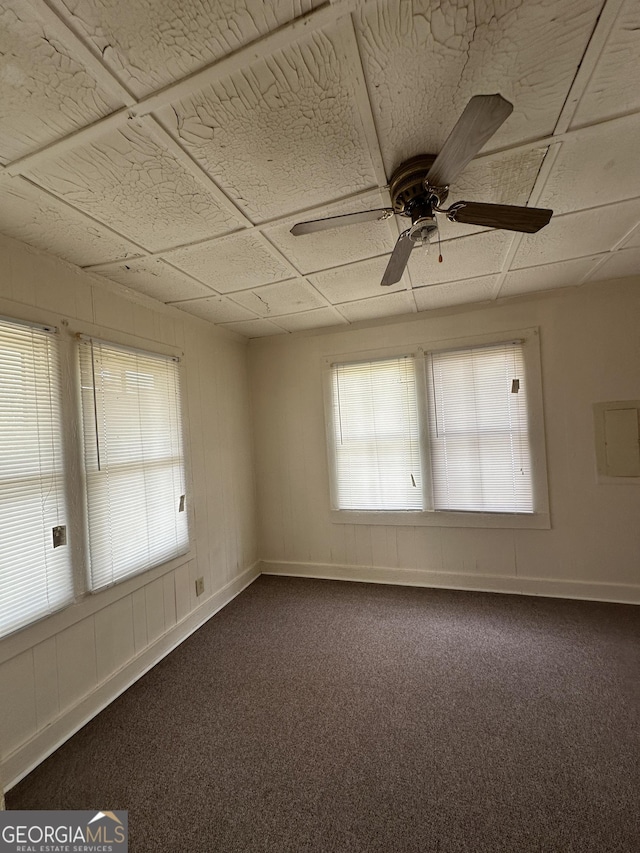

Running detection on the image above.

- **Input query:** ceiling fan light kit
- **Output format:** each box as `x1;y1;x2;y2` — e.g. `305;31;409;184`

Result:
291;94;554;287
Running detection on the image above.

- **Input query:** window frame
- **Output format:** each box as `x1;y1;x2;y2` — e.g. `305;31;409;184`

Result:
323;328;550;529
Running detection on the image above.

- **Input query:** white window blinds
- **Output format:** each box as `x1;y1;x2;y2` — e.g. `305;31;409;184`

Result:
79;340;189;590
426;342;533;513
0;318;73;638
331;357;422;510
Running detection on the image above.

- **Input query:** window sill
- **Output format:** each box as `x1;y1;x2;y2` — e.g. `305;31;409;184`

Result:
88;547;192;595
330;509;550;530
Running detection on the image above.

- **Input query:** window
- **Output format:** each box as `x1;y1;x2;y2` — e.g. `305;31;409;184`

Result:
426;342;532;513
0;312;190;639
331;357;422;510
0;317;73;637
327;331;548;527
79;339;189;590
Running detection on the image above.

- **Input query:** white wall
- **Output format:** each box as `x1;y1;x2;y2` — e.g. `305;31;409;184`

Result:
0;235;259;788
250;277;640;603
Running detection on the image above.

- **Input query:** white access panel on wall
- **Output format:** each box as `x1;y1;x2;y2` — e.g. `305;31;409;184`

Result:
593;401;640;482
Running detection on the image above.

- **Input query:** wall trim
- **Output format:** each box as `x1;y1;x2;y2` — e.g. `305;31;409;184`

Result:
3;562;261;792
260;560;640;605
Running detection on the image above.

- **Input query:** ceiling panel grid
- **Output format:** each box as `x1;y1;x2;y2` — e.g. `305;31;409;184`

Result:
0;0;638;336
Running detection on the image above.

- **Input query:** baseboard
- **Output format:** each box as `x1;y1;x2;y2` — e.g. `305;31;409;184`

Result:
3;562;261;792
259;560;640;605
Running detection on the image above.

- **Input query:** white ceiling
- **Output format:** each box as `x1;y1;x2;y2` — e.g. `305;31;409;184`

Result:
0;0;639;338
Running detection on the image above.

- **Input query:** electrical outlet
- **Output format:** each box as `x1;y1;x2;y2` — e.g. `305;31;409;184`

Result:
195;577;205;597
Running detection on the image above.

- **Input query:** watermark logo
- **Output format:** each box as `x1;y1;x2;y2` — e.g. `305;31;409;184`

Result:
0;810;128;852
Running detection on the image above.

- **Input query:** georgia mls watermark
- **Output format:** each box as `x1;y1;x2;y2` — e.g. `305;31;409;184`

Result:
0;811;128;853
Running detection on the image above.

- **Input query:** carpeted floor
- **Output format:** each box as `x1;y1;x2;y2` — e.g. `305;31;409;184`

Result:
7;576;640;852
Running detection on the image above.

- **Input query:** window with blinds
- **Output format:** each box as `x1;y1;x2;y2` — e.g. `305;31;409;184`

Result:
330;356;422;510
426;341;532;513
0;318;73;638
79;339;189;590
328;339;537;518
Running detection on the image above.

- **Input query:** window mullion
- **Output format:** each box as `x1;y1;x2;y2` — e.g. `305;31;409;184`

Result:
415;351;433;512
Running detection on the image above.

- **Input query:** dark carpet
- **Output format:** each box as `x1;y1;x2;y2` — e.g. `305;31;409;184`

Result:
8;576;640;852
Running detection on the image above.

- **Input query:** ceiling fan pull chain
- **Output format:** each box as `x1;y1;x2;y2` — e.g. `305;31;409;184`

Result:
438;220;443;263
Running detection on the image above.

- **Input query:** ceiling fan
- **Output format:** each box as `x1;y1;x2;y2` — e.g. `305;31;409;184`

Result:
290;94;553;286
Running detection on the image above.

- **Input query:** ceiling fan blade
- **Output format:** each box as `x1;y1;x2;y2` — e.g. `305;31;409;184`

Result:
290;208;393;236
425;94;513;188
447;201;553;233
381;230;413;286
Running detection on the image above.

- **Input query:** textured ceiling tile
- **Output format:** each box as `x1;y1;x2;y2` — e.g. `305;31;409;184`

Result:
27;123;241;251
274;307;347;332
0;0;120;161
513;199;640;269
500;257;602;296
160;23;378;221
171;296;257;323
414;276;499;312
572;0;640;127
50;0;322;98
452;148;546;206
355;0;601;173
338;291;415;323
231;280;326;317
0;177;137;266
265;192;397;273
409;230;511;288
540;116;640;214
589;247;640;283
166;233;293;293
220;319;287;338
95;258;214;302
310;255;405;303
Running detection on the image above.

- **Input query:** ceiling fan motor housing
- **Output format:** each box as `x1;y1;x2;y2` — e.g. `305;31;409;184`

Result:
389;154;448;214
